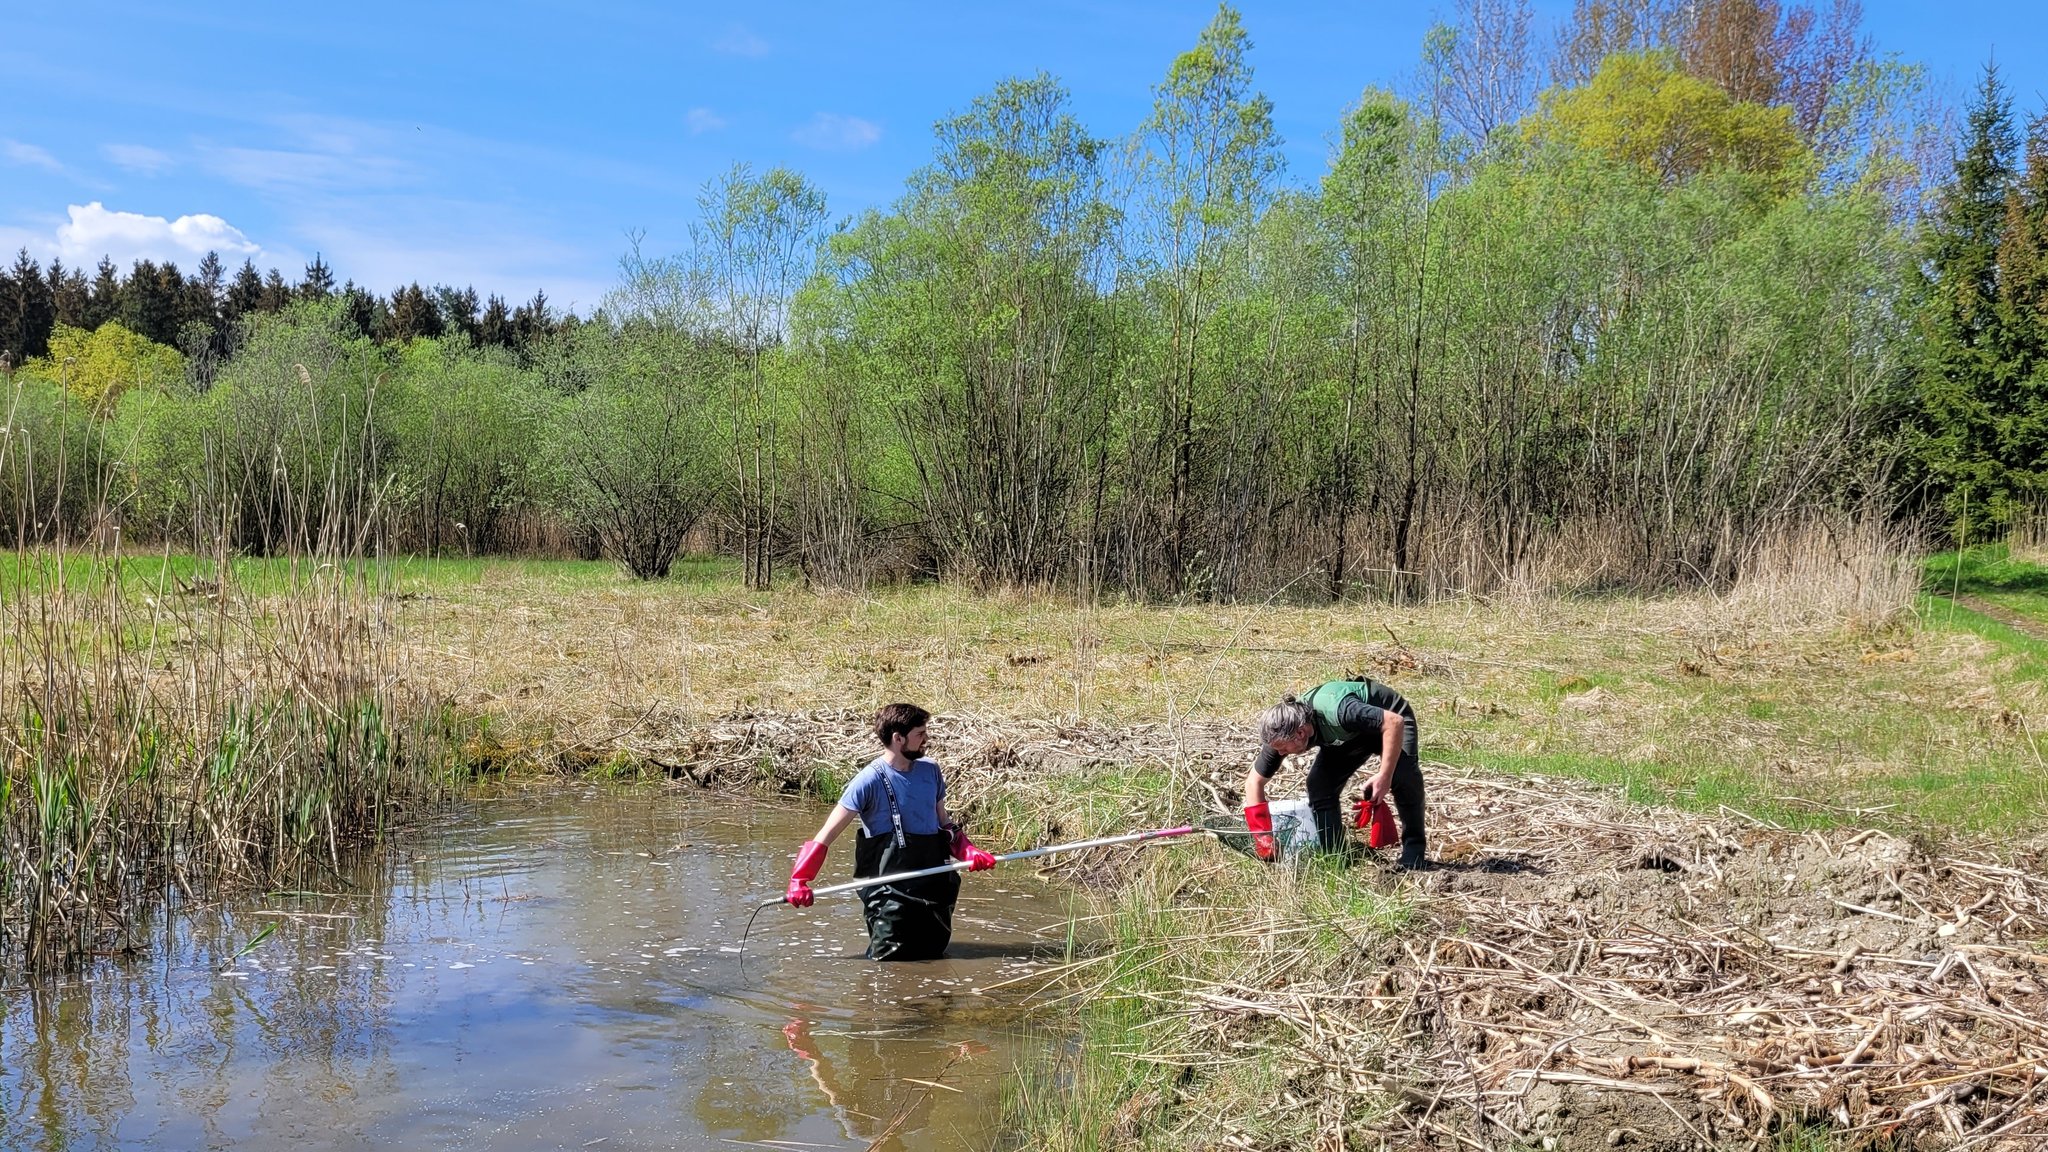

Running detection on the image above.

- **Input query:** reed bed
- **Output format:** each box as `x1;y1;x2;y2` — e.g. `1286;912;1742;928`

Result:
0;536;467;977
0;367;467;979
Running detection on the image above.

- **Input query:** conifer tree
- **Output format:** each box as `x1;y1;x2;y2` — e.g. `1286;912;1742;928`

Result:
436;285;480;344
0;248;56;361
384;283;444;342
1911;63;2021;533
338;281;381;338
258;268;293;312
226;259;265;321
301;254;336;301
512;291;552;347
1993;110;2048;510
86;257;122;329
120;258;183;346
478;294;513;347
48;259;90;329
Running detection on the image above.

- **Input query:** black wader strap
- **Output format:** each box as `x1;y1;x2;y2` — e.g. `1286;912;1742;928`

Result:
878;768;908;849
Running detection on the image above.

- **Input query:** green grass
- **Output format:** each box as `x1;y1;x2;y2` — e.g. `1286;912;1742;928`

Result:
1920;596;2048;683
1000;845;1415;1150
1924;543;2048;630
1924;543;2048;597
0;548;739;604
1451;745;2048;835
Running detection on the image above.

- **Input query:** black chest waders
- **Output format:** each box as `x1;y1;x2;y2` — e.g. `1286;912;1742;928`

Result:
851;770;959;961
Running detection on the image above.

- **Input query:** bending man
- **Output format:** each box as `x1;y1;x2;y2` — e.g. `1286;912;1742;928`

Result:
1243;679;1427;869
784;703;996;960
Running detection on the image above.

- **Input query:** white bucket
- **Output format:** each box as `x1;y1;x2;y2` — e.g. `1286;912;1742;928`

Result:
1267;798;1322;852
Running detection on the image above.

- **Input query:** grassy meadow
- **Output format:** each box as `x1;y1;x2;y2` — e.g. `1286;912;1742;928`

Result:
382;545;2048;839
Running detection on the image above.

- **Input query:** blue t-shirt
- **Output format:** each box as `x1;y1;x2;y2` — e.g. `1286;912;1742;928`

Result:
838;756;947;838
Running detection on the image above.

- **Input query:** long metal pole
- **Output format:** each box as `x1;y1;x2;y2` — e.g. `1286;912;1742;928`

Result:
760;824;1198;909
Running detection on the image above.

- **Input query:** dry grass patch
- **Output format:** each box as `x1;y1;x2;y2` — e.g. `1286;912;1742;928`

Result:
391;558;2044;833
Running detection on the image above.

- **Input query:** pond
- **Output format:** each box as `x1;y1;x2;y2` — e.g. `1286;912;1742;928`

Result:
1;790;1081;1151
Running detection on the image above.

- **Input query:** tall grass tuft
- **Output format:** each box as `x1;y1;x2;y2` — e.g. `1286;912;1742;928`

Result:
0;372;465;978
1001;851;1414;1150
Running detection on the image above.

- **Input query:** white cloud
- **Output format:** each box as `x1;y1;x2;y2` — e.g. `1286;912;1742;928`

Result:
198;115;412;195
53;202;262;267
102;144;173;175
204;144;409;194
292;205;609;314
792;113;881;152
685;107;727;135
4;140;65;173
713;24;769;57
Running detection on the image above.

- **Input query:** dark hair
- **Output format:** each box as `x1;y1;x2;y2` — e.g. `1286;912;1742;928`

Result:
874;702;931;748
1258;694;1314;747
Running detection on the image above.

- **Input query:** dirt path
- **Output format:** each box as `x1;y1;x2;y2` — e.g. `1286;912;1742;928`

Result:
1956;593;2048;643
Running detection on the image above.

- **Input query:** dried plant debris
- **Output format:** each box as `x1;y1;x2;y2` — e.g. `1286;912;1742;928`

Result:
1183;767;2048;1150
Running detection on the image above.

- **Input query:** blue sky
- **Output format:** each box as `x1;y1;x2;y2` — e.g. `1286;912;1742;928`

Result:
2;2;2043;313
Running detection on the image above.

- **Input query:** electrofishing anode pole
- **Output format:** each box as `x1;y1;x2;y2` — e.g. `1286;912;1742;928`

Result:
755;824;1198;910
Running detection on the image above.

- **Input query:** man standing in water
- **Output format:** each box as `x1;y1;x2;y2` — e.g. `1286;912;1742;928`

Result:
784;704;996;960
1243;679;1428;869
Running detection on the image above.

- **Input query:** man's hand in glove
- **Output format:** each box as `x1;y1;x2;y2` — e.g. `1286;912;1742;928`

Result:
948;824;996;871
1243;802;1278;862
786;839;828;906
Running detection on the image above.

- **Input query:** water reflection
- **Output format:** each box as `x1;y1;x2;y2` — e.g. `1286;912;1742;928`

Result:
0;790;1078;1151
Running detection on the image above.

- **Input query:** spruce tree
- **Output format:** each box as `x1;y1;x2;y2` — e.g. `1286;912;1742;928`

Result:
86;257;121;329
338;281;381;338
512;290;552;348
1;249;55;361
258;268;292;313
119;258;181;345
1996;110;2048;513
301;254;336;301
383;283;444;342
1912;63;2021;534
478;293;513;347
225;259;265;322
195;252;227;317
436;285;480;344
48;259;89;329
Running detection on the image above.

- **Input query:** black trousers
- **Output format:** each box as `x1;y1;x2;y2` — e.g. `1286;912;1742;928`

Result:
1303;732;1426;859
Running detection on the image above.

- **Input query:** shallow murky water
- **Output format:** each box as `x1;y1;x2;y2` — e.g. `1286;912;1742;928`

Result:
0;790;1080;1151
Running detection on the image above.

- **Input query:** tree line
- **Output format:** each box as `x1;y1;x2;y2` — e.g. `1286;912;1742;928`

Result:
0;0;2039;600
0;249;573;376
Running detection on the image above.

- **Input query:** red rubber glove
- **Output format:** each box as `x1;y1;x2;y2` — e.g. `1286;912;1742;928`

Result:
786;839;827;907
1366;798;1400;849
949;824;996;871
1243;802;1277;862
